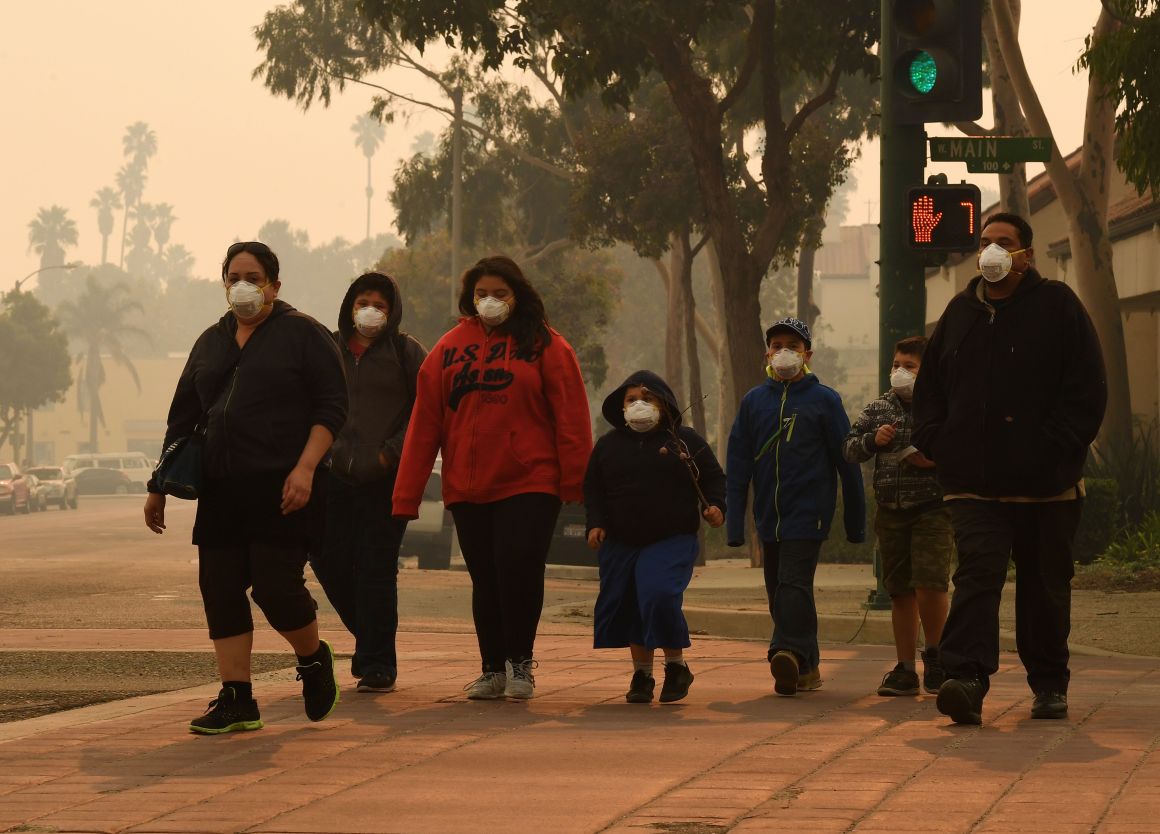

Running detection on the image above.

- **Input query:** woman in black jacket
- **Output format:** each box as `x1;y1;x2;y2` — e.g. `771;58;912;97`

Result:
312;272;426;695
143;241;348;735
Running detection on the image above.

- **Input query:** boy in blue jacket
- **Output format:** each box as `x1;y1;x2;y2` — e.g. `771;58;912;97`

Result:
726;317;866;696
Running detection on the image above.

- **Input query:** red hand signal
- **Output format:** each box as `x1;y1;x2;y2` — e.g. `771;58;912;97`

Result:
911;195;943;243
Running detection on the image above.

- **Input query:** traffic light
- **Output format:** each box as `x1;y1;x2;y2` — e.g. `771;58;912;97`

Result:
889;0;983;124
906;183;981;252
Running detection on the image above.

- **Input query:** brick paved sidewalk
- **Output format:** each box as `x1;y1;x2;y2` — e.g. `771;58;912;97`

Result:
1;632;1158;833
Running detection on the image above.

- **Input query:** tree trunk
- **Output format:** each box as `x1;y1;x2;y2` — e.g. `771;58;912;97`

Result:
118;205;130;270
666;240;687;403
365;155;373;242
450;88;465;317
983;0;1030;217
100;233;109;267
677;231;707;437
796;215;824;330
990;0;1130;453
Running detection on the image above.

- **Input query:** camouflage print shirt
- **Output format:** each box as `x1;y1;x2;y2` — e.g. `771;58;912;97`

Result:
843;391;943;510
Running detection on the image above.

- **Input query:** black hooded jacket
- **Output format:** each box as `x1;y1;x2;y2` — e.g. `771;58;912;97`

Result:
330;274;428;485
154;300;347;483
583;370;726;546
912;269;1107;498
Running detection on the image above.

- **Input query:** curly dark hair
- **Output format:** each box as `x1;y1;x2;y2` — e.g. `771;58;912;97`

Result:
457;255;552;356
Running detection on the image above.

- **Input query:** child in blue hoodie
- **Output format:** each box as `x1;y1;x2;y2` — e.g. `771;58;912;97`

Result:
585;370;726;704
726;318;866;696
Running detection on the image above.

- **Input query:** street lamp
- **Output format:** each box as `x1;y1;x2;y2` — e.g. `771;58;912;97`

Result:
13;261;81;293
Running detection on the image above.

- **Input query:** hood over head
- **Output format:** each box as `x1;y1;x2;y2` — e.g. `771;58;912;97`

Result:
601;369;681;430
337;272;403;339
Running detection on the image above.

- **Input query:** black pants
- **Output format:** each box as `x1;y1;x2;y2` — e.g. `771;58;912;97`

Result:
311;471;407;677
450;493;561;673
762;540;823;670
199;542;317;640
941;499;1083;694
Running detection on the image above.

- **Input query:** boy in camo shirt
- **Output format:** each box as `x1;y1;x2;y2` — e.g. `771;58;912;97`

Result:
844;336;953;697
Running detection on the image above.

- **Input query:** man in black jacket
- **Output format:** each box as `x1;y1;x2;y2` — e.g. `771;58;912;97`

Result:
912;212;1107;725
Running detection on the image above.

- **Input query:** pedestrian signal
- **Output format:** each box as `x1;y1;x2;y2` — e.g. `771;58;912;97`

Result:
906;184;981;252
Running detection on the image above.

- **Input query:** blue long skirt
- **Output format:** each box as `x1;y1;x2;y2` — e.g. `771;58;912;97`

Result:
593;534;699;650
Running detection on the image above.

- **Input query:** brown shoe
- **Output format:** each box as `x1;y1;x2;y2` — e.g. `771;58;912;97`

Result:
770;651;800;696
798;667;822;692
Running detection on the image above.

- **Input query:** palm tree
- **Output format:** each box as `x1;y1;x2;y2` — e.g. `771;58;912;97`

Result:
122;121;157;169
115;163;146;269
351;115;385;241
27;206;79;270
89;187;121;265
56;275;148;452
160;244;195;282
125;203;155;278
151;203;176;255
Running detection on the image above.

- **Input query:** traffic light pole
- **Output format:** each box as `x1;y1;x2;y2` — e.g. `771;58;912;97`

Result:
868;0;928;612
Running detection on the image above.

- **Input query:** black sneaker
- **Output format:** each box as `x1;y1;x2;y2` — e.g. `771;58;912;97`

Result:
770;651;800;697
921;648;946;694
625;669;655;704
936;677;986;725
356;669;397;693
1031;691;1068;719
877;663;920;696
189;687;263;735
659;662;694;703
296;639;340;721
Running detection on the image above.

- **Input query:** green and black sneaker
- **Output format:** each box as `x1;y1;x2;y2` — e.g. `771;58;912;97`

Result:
189;687;263;735
296;639;340;722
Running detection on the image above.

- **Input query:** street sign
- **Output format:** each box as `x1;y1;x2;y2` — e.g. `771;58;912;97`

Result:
906;184;982;252
928;136;1052;164
966;159;1017;174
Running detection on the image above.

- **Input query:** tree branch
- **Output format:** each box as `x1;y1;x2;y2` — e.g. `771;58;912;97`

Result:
954;121;994;137
526;50;580;147
718;15;761;117
652;256;719;359
785;64;843;144
989;0;1083;216
520;237;572;265
689;232;710;260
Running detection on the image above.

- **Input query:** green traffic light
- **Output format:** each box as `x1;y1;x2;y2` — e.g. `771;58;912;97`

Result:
908;51;937;94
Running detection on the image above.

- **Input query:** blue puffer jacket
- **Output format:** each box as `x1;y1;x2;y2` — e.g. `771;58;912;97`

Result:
726;374;866;545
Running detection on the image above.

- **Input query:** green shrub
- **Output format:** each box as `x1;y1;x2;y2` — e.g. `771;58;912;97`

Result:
1074;478;1121;564
1087;419;1160;529
1098;512;1160;572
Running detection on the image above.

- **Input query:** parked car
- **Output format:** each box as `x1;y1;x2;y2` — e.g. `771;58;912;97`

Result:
399;462;455;570
0;463;32;515
61;452;153;493
25;466;78;510
25;473;52;512
73;467;135;496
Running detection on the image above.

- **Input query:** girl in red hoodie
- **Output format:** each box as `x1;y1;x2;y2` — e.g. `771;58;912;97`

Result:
393;255;592;700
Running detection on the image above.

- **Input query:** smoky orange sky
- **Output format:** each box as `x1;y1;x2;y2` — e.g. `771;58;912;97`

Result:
3;1;1103;291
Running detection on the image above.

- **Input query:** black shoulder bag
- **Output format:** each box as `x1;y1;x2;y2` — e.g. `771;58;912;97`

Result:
152;359;240;500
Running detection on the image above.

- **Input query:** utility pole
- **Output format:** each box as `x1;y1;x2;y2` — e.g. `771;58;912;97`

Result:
450;87;464;319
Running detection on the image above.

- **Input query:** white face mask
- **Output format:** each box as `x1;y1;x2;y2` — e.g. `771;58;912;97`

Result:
475;295;511;326
353;306;387;337
769;348;804;380
890;367;916;398
227;281;267;320
978;243;1025;283
624;400;661;432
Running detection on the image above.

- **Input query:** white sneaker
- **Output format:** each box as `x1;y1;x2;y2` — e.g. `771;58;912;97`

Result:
464;671;507;700
504;659;538;700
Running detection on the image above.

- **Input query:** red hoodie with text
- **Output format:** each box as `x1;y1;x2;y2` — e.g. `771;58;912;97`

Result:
392;317;592;517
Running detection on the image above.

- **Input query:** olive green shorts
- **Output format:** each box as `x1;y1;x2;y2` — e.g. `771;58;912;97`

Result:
874;504;955;596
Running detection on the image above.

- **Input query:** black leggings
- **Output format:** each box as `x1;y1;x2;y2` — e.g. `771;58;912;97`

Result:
450;493;561;672
198;542;318;640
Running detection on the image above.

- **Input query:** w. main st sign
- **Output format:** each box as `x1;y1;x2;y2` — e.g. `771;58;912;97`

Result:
928;136;1053;174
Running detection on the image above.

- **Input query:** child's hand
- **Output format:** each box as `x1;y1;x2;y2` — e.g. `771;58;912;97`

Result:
587;528;606;550
703;506;724;528
874;423;898;448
